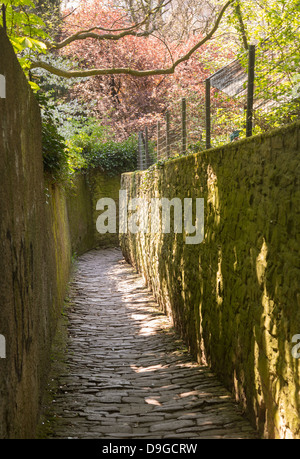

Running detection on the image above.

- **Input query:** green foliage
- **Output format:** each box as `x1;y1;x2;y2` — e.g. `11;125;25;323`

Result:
34;0;61;37
2;0;49;78
66;121;138;175
42;117;67;174
37;92;138;180
188;140;207;153
235;0;300;130
38;94;67;179
206;0;299;146
36;93;87;183
32;54;94;148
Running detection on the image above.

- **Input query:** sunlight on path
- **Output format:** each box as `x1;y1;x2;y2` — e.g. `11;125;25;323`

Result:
39;248;258;439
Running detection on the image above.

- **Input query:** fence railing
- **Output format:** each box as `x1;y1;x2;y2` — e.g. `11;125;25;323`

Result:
2;0;296;171
137;128;155;170
137;45;257;170
137;39;300;170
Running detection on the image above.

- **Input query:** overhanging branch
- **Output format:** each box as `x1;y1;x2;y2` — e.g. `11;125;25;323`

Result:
30;1;233;78
30;62;175;77
48;26;157;50
47;0;172;50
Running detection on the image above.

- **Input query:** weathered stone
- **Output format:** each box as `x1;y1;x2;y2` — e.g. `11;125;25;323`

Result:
120;126;300;439
38;249;258;439
150;420;195;432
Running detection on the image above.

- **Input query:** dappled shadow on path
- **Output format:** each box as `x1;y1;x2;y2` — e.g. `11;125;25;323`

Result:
38;248;258;439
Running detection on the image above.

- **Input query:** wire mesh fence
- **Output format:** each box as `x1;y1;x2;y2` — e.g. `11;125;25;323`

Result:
158;96;206;159
137;128;155;171
252;37;300;133
137;37;300;170
205;35;300;148
2;1;298;174
137;95;206;170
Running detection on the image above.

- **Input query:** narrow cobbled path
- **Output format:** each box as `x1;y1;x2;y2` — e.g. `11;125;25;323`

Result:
40;248;258;439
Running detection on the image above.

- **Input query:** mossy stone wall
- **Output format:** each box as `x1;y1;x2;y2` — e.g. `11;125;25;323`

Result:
65;171;121;255
0;29;120;438
120;122;300;439
0;28;70;438
88;171;121;248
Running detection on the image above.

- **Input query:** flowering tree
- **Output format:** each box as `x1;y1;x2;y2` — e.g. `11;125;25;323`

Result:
0;0;236;137
29;0;234;77
32;0;232;138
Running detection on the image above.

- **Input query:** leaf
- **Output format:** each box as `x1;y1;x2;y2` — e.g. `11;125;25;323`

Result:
28;81;40;92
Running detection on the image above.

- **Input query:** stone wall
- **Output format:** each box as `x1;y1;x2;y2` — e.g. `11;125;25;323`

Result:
120;122;300;439
89;170;121;249
0;28;67;438
64;170;121;255
0;29;120;438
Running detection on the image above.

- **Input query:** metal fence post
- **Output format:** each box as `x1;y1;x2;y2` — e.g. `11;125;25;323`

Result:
166;110;170;158
157;120;161;161
144;126;151;168
205;79;211;149
182;98;187;155
246;44;256;137
138;131;144;170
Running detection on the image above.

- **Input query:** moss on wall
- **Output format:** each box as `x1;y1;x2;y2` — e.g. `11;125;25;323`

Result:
0;28;67;438
65;174;95;256
88;170;121;248
0;29;121;438
120;121;300;439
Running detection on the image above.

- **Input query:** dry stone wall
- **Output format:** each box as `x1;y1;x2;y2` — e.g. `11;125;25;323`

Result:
0;29;120;438
120;122;300;439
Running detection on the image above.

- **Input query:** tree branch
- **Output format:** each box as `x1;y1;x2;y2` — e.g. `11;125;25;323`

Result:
30;1;234;78
233;0;249;50
47;0;172;50
49;27;157;50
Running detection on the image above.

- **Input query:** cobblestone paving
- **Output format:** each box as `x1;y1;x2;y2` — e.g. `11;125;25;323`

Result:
40;248;258;439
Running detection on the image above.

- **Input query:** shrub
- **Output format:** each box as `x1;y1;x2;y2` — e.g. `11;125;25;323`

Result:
36;94;138;181
67;122;138;176
37;93;87;183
